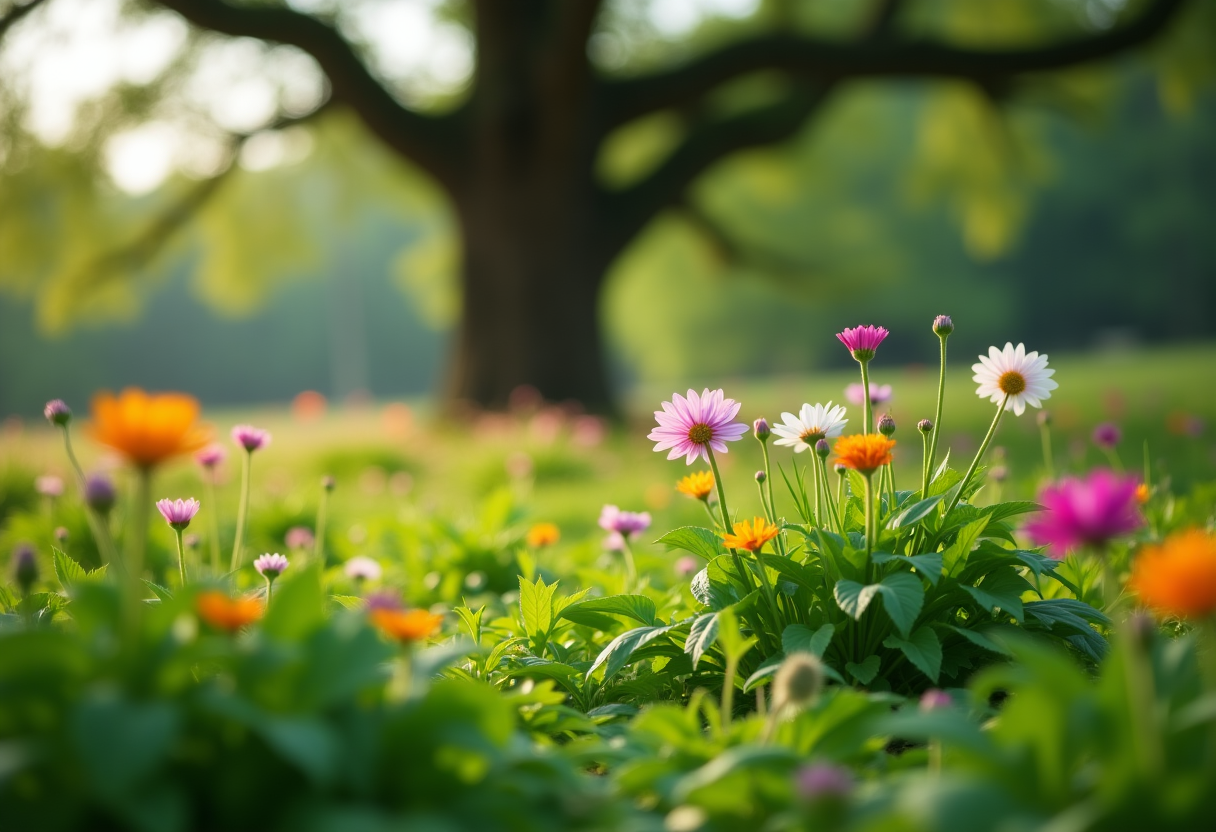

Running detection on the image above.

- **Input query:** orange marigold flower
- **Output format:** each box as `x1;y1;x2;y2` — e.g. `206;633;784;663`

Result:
1135;483;1151;504
370;608;444;643
1130;529;1216;620
196;591;263;632
676;471;715;501
526;522;560;548
91;388;211;468
833;434;896;475
723;517;780;552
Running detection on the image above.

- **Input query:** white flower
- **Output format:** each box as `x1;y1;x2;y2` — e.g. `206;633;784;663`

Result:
344;556;383;581
972;342;1058;416
771;402;848;452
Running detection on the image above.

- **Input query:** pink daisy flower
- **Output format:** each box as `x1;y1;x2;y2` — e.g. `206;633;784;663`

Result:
156;497;200;530
598;505;652;537
845;383;892;407
231;425;271;452
253;553;290;579
648;388;749;465
836;325;889;362
1023;469;1143;558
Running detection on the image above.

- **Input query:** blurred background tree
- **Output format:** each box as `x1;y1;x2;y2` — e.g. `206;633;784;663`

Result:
0;0;1213;415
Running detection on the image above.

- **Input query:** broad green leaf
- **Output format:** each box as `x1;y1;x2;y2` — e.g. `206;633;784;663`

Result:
845;655;881;684
833;573;924;637
982;501;1043;524
507;656;581;683
961;566;1033;623
71;696;179;795
329;594;362;611
587;622;681;681
888;493;944;529
453;604;485;644
518;575;558;643
142;580;174;602
559;594;657;628
684;612;720;669
884;627;942;682
690;557;741;609
759;554;817;593
781;622;835;658
655;526;722;560
261;562;325;640
942;516;990;575
833;579;873;619
53;548;86;590
872;552;944;586
948;624;1013;656
672;746;801;802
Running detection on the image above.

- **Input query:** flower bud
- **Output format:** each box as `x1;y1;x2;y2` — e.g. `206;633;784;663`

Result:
754;470;767;484
772;652;825;711
919;688;952;712
917;419;933;435
795;763;853;802
184;533;201;550
43;399;72;426
815;438;830;459
877;413;896;437
990;465;1008;483
1092;422;1122;449
322;475;336;492
54;527;70;545
12;544;38;594
834;463;846;475
1124;611;1156;652
1037;410;1052;427
85;474;117;516
932;315;953;337
753;418;771;442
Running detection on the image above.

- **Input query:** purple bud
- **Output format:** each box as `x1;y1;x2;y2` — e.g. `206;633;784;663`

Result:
231;424;271;452
917;419;933;434
834;463;847;475
815;438;830;458
43;400;71;426
932;315;953;337
12;544;38;592
919;688;953;712
795;762;853;802
990;465;1008;483
84;474;117;515
753;418;771;442
183;533;201;550
755;470;767;483
54;527;70;544
1092;422;1122;450
877;414;896;437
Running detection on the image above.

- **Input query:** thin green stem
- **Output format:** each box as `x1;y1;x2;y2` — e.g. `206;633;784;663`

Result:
944;396;1008;516
231;450;252;572
721;653;738;727
1040;422;1055;480
1102;447;1124;474
58;426;121;571
927;335;948;478
620;536;638;589
204;477;221;575
760;442;777;522
708;448;753;595
701;499;719;526
859;360;873;437
863;473;875;574
920;430;931;498
811;451;822;527
816;455;841;535
266;577;275;604
123;469;152;638
174;528;187;586
314;484;330;564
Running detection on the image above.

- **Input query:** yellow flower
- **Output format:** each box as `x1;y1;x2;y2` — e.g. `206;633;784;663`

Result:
1130;529;1216;620
1135;483;1151;505
370;608;444;643
91;388;211;468
832;434;896;475
722;517;780;552
676;471;715;501
196;591;263;632
525;523;560;548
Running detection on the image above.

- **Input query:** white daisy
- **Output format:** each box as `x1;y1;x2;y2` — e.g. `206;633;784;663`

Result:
771;402;849;452
972;342;1058;416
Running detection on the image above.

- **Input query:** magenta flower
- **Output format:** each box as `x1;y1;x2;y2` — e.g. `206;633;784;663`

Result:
156;497;200;530
253;552;289;579
1092;422;1122;449
648;388;749;465
85;474;117;514
603;531;625;552
1023;469;1143;558
676;556;700;578
231;425;271;452
43;399;71;426
365;590;403;611
35;475;65;498
795;762;854;801
845;382;892;407
285;526;315;550
599;505;651;538
919;689;953;712
344;556;382;581
196;444;227;468
836;325;889;362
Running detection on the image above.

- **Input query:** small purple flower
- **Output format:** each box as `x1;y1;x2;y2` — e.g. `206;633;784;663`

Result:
932;315;954;336
364;590;403;611
156;497;200;530
814;438;831;458
676;556;700;578
285;526;315;550
795;762;854;801
12;543;38;591
648;388;749;465
231;425;271;452
43;400;71;426
35;475;64;498
836;325;889;362
603;531;626;552
753;417;771;441
917;419;933;434
54;527;70;544
877;413;896;437
253;552;289;579
598;505;651;538
845;382;893;407
919;689;953;712
344;556;382;581
755;470;767;483
196;444;227;469
1023;469;1143;558
85;474;117;515
1092;422;1122;449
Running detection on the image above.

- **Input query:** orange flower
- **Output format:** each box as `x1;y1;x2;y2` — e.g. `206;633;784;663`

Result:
833;434;896;475
676;471;715;501
722;517;780;552
91;388;211;468
1135;483;1151;504
1130;529;1216;619
526;522;560;548
196;591;263;632
370;608;444;643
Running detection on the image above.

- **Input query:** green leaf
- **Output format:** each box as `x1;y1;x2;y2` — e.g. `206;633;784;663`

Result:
684;613;720;669
672;746;801;802
845;655;880;684
655;526;722;560
781;623;835;658
587;622;681;681
883;627;942;682
942;516;990;575
142;580;174;602
559;594;657;628
888;494;944;529
453;604;485;644
833;579;872;619
53;548;87;590
261;562;325;640
71;696;180;796
948;625;1013;656
961;567;1033;623
872;552;944;586
329;594;363;611
982;501;1044;524
833;573;924;637
690;557;741;609
518;575;558;644
759;554;817;593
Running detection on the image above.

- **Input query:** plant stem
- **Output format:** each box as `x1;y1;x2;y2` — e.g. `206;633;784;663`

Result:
265;577;275;604
231;450;252;572
204;477;222;575
314;482;330;564
816;455;841;534
927;334;948;479
863;473;875;576
760;442;777;522
859;359;873;437
721;652;738;728
620;536;638;589
58;426;121;571
944;395;1007;516
174;528;187;586
1039;421;1055;480
920;430;931;498
708;448;753;594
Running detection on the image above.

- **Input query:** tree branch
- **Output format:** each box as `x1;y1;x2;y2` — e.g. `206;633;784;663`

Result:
152;0;463;189
0;0;49;42
601;85;832;258
603;0;1186;126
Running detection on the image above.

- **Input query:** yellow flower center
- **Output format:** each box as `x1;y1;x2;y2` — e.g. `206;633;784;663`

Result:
687;423;713;445
799;428;825;445
998;370;1026;396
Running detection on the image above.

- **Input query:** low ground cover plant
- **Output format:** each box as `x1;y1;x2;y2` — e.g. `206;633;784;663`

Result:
2;318;1215;831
